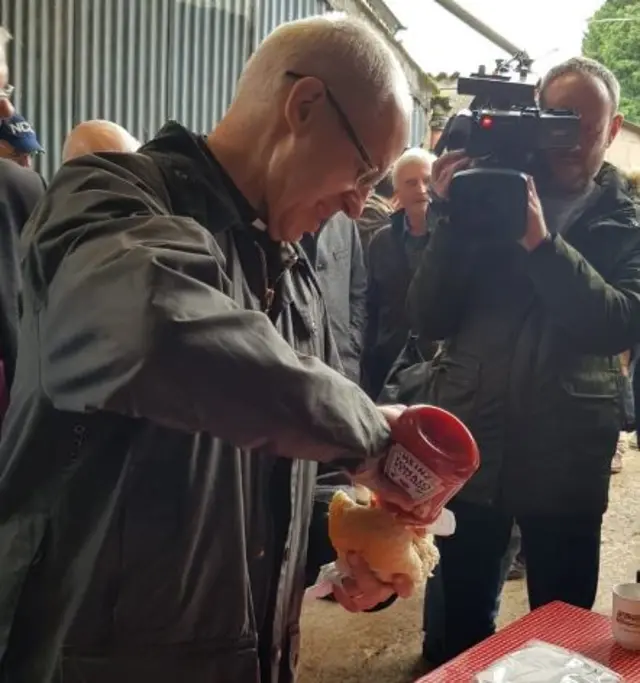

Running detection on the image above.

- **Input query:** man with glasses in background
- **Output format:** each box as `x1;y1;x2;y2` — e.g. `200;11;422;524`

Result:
0;112;44;168
411;57;640;666
0;26;46;427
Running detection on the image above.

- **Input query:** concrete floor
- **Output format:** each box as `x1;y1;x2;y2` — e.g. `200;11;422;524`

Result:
298;437;640;683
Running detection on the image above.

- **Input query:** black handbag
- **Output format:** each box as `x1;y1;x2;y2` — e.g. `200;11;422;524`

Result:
378;332;440;405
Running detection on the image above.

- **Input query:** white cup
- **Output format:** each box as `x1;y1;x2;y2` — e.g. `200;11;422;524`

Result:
612;583;640;650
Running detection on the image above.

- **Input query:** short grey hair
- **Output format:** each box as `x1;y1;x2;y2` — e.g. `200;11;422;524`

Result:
540;56;620;112
392;147;436;188
235;13;412;116
0;27;12;49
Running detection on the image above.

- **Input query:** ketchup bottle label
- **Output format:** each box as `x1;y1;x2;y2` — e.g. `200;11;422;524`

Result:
384;443;444;502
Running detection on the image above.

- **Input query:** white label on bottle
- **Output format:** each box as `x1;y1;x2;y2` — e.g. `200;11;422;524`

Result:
384;443;443;502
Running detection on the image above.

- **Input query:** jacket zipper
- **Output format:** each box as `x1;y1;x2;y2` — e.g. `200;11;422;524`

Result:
256;244;286;314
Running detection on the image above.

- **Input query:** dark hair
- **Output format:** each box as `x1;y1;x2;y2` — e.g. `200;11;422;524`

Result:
540;57;620;111
374;173;394;199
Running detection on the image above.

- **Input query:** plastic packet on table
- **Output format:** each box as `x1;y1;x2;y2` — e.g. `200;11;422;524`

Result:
304;504;455;601
473;640;622;683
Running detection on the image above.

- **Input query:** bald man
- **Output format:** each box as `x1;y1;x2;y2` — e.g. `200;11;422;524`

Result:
0;15;415;683
62;119;140;161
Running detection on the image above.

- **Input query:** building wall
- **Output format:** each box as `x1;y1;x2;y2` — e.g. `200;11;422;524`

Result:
2;0;254;179
0;0;428;179
410;98;426;148
606;122;640;173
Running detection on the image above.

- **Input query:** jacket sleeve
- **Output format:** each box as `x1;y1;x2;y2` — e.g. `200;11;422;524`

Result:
524;232;640;354
406;206;476;341
348;221;367;365
31;159;390;467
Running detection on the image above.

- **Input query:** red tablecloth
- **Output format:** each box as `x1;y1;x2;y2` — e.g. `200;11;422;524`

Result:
416;601;640;681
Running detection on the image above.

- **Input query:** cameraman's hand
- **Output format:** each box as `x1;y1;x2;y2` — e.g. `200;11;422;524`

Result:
430;151;471;201
521;176;550;252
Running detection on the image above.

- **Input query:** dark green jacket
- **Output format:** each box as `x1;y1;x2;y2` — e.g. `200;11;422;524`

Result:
407;164;640;516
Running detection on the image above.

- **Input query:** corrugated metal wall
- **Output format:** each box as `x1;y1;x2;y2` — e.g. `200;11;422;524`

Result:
1;0;253;179
0;0;427;179
255;0;329;46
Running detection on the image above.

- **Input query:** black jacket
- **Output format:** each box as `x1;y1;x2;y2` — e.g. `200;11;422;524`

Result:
407;164;640;516
364;209;433;398
0;123;389;683
302;212;367;384
0;160;45;390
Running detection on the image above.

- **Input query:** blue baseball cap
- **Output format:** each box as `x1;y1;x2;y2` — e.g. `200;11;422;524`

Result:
0;114;43;154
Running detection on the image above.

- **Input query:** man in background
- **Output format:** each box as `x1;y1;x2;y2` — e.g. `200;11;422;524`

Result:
301;212;366;384
62;118;140;161
0;26;45;425
412;57;640;665
0;159;45;415
0;113;43;168
363;147;436;398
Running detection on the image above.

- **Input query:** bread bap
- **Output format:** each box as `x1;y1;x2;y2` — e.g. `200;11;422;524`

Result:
328;488;440;585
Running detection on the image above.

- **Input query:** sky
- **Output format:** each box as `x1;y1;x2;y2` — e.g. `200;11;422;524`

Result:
385;0;605;80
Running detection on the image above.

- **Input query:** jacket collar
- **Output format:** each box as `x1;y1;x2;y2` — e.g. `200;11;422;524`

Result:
573;162;639;235
390;208;406;237
140;121;311;278
140;121;249;234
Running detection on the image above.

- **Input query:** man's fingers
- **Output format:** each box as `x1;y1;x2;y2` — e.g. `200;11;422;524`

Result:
332;584;361;612
331;553;395;612
333;582;390;613
374;476;427;516
377;404;406;432
378;404;406;423
347;553;388;598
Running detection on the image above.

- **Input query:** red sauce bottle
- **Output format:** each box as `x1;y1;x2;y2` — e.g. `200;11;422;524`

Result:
384;404;480;523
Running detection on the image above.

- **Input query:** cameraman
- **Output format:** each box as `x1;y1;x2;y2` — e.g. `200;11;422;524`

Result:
410;57;640;665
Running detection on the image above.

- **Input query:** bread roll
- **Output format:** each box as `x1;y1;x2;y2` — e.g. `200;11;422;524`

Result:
328;489;440;584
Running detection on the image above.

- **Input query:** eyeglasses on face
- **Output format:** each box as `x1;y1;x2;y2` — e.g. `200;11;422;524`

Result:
285;71;380;187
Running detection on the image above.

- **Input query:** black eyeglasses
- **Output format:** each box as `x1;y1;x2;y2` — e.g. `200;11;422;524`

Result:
285;71;379;185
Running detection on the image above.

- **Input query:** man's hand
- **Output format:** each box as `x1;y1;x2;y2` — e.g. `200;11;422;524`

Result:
332;552;414;612
430;150;471;201
520;176;550;252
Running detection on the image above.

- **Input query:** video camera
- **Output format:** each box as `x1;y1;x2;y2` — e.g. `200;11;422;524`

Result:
435;55;580;241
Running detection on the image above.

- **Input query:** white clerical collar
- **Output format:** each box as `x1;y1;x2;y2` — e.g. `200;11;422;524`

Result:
252;217;267;231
